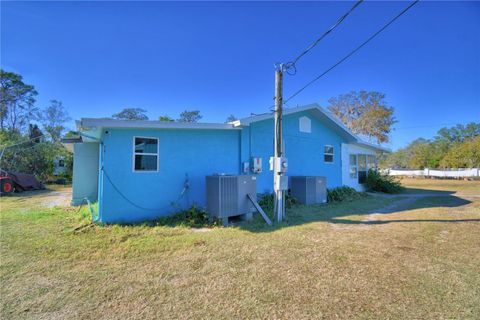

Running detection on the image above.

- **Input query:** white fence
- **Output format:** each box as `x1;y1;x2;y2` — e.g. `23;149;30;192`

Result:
386;168;480;178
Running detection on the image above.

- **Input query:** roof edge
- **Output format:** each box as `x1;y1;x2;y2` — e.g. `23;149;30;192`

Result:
77;118;238;131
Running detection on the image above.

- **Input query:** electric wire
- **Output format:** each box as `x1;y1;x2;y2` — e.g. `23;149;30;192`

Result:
285;0;364;75
394;123;467;130
0;133;49;150
284;0;419;104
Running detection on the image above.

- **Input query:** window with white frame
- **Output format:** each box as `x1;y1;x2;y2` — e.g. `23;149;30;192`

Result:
349;154;357;178
324;145;334;163
133;137;159;172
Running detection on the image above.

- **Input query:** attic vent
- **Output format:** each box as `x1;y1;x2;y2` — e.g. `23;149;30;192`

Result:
299;116;311;133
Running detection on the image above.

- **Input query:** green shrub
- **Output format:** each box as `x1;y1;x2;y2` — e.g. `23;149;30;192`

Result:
258;192;298;212
155;205;217;228
327;186;365;202
365;169;404;194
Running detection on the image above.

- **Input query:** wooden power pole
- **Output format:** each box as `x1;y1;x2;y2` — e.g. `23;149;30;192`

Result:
273;64;285;222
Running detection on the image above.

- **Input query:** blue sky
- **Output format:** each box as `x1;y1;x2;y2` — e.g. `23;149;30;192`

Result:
1;1;479;150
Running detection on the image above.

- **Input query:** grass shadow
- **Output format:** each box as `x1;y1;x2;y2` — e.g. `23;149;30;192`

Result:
238;193;474;233
400;187;455;195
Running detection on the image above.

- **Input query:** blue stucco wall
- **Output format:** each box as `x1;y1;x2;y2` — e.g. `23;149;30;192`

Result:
92;110;347;223
98;128;240;224
241;110;345;193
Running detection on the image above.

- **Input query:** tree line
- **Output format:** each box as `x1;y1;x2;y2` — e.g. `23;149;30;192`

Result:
111;107;238;124
381;123;480;169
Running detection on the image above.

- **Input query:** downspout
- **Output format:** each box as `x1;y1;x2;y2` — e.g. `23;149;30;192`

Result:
249;123;252;160
97;140;104;223
238;129;242;174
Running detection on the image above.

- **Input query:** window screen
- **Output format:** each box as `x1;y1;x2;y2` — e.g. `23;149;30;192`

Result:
324;145;334;163
358;154;367;184
134;137;158;171
349;154;357;178
358;154;367;171
367;155;376;170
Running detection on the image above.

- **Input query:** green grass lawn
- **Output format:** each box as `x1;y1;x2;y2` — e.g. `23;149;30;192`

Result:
1;182;479;319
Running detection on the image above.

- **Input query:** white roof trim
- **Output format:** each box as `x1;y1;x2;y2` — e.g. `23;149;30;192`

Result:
354;141;391;153
78;118;238;131
236;103;389;152
236;103;358;140
76;104;390;153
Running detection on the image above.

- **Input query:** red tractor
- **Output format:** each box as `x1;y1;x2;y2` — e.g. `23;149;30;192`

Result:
0;174;14;195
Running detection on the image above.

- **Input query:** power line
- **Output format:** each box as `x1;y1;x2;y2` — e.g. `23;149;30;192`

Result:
0;133;50;150
284;0;419;104
394;123;468;130
285;0;364;75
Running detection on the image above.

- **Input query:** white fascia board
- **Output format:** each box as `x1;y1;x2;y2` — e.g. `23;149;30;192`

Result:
354;141;391;153
237;103;358;142
237;104;318;126
78;118;238;131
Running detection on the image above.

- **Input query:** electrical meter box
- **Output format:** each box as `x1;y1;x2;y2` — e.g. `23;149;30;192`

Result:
269;157;288;173
251;157;262;174
274;175;289;191
242;162;250;174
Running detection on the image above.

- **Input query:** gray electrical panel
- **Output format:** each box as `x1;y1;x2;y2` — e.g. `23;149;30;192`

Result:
290;176;327;205
206;175;257;224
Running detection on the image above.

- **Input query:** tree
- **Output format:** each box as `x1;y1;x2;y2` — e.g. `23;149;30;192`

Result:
381;122;479;169
440;136;480;168
435;122;480;144
158;115;174;122
327;91;396;144
408;139;432;169
178;110;202;123
39;100;71;142
0;70;38;132
112;108;148;120
225;114;237;123
28;124;43;143
63;130;80;139
0;130;73;180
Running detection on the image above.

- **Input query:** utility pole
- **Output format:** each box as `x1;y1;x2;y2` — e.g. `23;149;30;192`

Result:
273;64;286;222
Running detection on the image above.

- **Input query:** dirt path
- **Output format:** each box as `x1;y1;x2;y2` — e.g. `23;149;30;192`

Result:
41;190;71;208
363;196;421;223
367;192;480;198
5;187;72;209
363;192;480;224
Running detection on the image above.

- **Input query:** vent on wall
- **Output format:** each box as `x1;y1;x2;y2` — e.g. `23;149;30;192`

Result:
299;116;311;133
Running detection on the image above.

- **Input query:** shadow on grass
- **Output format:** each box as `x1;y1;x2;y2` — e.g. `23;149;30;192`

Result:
237;193;475;233
400;188;455;195
19;187;475;232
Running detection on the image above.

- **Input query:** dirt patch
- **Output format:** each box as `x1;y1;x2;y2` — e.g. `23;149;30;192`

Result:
3;187;72;209
41;190;71;208
363;196;420;223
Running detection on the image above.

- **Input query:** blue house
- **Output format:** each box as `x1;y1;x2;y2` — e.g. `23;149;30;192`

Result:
66;104;388;224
